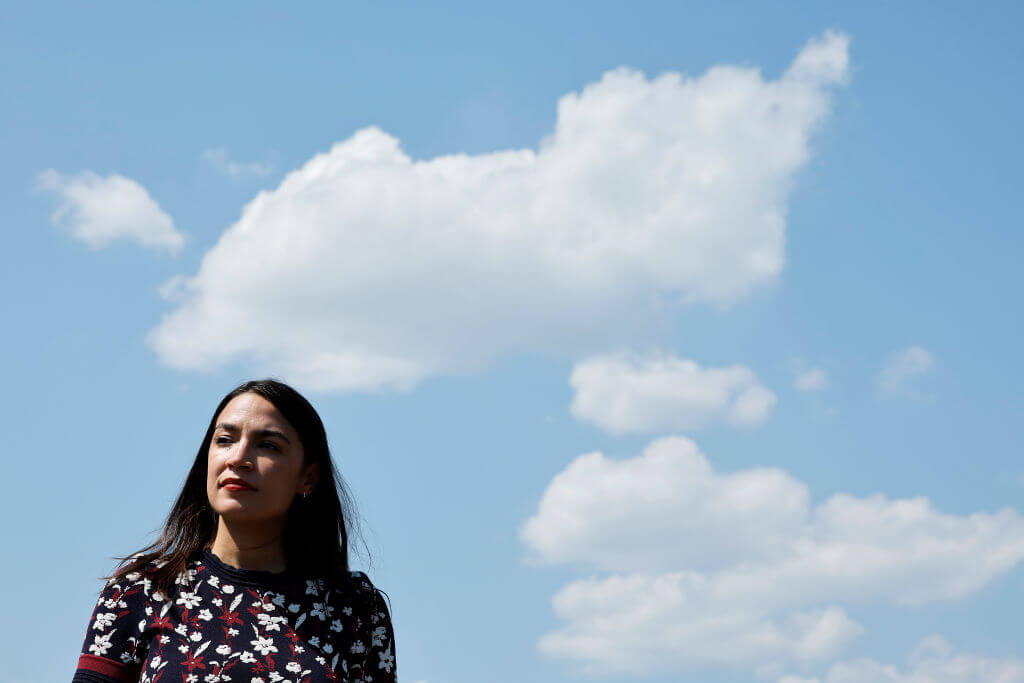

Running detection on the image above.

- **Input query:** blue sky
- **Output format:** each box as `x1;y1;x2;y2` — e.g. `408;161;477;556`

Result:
2;2;1023;682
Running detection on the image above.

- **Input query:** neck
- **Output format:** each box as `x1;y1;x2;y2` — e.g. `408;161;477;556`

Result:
208;517;287;573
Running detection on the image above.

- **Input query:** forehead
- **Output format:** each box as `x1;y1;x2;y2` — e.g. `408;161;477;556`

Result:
215;392;294;432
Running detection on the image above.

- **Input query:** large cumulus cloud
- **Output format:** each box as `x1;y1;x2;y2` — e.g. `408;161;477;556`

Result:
520;436;1024;675
148;31;849;391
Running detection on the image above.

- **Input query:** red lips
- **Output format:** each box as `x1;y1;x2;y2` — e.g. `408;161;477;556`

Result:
220;477;256;491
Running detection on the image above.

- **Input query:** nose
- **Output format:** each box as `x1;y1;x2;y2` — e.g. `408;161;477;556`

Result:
223;437;256;470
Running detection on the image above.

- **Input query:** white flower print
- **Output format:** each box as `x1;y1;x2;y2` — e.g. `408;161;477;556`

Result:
175;623;189;637
187;675;198;683
250;636;278;656
342;606;353;616
371;626;387;647
330;619;343;632
308;636;320;647
174;568;197;585
176;591;201;610
305;580;319;595
288;603;301;613
190;631;203;642
179;644;189;654
222;584;235;594
92;612;116;631
150;656;162;669
89;632;113;656
239;650;255;663
350;640;365;654
250;679;264;683
198;608;214;621
216;644;232;655
285;662;301;673
378;645;395;672
207;575;220;587
204;674;221;683
228;627;239;636
323;643;333;654
152;590;165;602
257;613;283;631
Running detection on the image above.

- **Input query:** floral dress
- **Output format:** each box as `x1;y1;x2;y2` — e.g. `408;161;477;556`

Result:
72;551;397;683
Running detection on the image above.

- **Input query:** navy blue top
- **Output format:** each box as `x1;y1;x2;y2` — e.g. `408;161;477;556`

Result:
73;550;396;683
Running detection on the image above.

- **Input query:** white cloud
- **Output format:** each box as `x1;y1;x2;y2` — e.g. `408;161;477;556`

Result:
35;169;185;253
794;367;828;393
202;148;273;178
877;345;934;398
147;31;849;392
569;352;776;433
780;635;1024;683
520;437;1024;674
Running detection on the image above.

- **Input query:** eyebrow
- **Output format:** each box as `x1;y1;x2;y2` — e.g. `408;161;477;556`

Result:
213;422;292;444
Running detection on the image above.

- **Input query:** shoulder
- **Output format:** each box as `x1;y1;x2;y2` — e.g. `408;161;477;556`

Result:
333;571;391;614
99;556;171;604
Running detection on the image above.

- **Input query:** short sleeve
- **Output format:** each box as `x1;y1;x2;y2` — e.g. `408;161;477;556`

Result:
72;571;152;683
346;573;397;683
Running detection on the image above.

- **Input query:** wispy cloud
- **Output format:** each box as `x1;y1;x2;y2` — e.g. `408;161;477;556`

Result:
149;31;849;392
35;169;185;254
794;367;828;393
778;635;1024;683
877;345;934;398
202;148;272;178
569;352;776;433
521;436;1024;675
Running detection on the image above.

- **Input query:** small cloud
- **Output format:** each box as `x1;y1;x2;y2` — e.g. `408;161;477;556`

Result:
157;274;193;302
35;169;185;253
876;345;934;398
202;148;272;178
794;367;828;393
569;352;777;434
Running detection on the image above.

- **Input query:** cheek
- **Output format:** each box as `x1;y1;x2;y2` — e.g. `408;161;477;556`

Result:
206;453;220;483
259;461;302;496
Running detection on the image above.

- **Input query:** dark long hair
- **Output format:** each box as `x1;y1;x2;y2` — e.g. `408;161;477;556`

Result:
107;379;364;598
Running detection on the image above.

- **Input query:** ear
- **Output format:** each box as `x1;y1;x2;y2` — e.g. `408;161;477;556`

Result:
301;462;320;494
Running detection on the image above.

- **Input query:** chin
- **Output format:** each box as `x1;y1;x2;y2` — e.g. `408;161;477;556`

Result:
215;506;272;524
213;497;285;525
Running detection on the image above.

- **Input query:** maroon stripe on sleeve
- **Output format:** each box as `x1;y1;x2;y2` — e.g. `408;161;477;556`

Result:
76;654;141;683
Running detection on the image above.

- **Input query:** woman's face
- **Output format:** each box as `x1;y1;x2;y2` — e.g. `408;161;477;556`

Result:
206;392;318;524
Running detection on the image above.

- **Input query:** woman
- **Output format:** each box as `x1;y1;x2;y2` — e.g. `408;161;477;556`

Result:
72;379;397;683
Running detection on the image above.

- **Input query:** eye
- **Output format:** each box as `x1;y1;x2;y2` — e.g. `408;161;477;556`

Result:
214;436;232;446
260;441;280;452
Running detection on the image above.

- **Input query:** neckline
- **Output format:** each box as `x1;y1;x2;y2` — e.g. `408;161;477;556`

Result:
199;549;296;589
